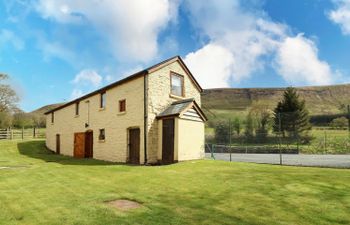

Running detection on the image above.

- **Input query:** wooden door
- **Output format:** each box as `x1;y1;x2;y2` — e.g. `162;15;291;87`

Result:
56;134;60;154
74;132;85;158
162;118;175;164
85;131;93;158
128;128;140;164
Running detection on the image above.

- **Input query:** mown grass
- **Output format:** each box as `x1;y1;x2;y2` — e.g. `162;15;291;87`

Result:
0;140;350;225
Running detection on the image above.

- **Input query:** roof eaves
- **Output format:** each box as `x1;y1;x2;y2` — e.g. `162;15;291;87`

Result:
44;69;147;115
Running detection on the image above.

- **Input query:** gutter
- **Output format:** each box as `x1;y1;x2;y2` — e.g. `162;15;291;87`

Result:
143;73;148;164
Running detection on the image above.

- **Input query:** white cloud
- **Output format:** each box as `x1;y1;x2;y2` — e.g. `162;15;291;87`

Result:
328;0;350;35
70;69;103;100
72;69;102;87
70;88;83;99
0;29;24;50
274;34;333;85
185;43;234;88
35;0;179;62
184;0;337;88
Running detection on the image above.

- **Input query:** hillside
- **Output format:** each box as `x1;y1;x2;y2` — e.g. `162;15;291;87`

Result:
29;103;64;116
201;84;350;123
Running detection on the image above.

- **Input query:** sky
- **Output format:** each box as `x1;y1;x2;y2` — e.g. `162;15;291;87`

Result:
1;0;350;112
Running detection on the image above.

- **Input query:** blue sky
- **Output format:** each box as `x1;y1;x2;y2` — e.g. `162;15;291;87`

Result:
1;0;350;112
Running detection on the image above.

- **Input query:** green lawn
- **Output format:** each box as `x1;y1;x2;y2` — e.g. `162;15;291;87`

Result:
1;140;350;225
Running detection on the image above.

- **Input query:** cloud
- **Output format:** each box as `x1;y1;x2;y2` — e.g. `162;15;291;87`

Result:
328;0;350;35
35;0;179;62
70;69;103;100
0;29;24;50
184;0;336;88
72;69;102;87
185;43;234;88
70;88;83;99
274;34;333;85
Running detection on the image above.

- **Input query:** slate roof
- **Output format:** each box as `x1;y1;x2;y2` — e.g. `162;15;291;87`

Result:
157;98;207;121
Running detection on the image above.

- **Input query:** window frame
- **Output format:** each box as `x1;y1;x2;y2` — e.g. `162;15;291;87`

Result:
170;72;185;97
100;92;106;109
51;112;54;124
98;128;105;141
119;99;126;112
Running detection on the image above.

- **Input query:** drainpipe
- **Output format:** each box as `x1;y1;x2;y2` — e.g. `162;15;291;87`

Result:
143;72;148;164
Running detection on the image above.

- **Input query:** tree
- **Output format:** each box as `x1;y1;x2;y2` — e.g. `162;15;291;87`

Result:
0;74;19;112
273;87;311;139
232;118;241;135
250;104;271;142
330;117;348;129
244;112;254;141
12;111;34;128
0;111;12;129
214;121;230;144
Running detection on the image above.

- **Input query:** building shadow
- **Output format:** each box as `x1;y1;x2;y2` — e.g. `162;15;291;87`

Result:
17;140;125;166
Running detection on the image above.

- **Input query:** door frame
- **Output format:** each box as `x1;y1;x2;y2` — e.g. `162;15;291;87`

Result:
128;127;140;164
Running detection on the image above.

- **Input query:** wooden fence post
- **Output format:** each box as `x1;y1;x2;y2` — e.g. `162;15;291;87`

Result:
33;127;36;138
10;128;13;140
22;127;24;139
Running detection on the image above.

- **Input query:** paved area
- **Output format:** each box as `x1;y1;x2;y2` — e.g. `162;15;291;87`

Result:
206;153;350;168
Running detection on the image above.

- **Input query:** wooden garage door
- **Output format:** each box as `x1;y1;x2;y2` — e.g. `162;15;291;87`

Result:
128;128;140;164
162;118;174;164
74;132;85;158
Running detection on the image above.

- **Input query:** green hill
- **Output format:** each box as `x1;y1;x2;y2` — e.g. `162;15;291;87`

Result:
29;103;63;116
201;84;350;125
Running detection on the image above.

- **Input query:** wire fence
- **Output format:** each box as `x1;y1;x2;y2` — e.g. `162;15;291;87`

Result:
0;127;45;140
205;114;350;167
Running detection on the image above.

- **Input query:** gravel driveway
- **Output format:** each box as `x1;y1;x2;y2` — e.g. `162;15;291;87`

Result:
206;153;350;168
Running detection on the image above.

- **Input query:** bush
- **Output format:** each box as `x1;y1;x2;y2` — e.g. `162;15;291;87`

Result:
330;117;348;129
214;121;230;144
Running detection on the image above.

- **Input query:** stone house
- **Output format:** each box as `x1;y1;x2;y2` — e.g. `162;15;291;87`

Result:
45;56;207;164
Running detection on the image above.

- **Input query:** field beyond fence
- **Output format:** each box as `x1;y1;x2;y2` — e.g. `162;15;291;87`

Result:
206;127;350;155
0;127;45;140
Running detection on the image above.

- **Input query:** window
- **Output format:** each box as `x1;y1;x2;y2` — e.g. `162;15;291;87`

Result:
75;102;79;116
99;129;105;141
100;92;106;108
119;99;126;112
171;73;184;97
51;112;54;123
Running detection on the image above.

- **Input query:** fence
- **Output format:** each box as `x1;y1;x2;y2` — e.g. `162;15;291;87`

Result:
205;113;350;168
0;127;45;140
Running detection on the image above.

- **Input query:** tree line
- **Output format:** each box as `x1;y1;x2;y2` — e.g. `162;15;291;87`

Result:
0;74;45;129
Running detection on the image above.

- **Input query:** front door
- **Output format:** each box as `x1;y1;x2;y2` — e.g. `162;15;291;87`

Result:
56;134;60;154
128;128;140;164
85;131;93;158
74;132;85;158
162;118;175;164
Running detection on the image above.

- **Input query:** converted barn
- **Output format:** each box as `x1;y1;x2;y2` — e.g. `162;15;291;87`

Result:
45;56;207;164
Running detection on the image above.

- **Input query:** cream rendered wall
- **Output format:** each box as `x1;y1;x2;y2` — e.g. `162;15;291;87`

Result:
46;76;145;163
177;118;205;161
157;118;204;162
147;61;201;163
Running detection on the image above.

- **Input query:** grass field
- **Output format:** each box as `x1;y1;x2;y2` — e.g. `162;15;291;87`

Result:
1;140;350;225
